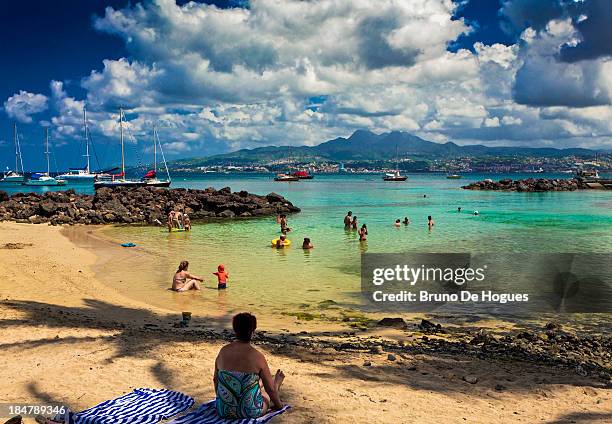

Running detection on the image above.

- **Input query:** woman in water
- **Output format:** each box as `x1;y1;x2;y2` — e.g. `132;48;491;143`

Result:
351;215;358;229
172;260;203;291
358;223;368;241
428;215;435;230
395;219;401;227
403;217;410;225
214;313;285;419
302;237;313;249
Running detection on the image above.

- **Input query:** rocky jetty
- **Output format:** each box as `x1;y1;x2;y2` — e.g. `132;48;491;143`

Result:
462;178;590;192
0;186;300;225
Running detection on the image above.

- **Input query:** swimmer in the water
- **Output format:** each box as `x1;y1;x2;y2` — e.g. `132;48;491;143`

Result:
344;211;353;228
275;234;288;248
302;237;313;249
403;217;410;225
172;261;203;291
457;207;462;213
428;215;435;230
351;215;358;229
474;210;479;216
358;224;368;241
395;219;401;227
278;214;292;234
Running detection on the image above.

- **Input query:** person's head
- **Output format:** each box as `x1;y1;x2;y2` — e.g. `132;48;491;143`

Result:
217;264;225;272
362;224;367;229
347;211;352;216
303;237;310;244
428;215;432;221
396;219;400;223
232;312;257;342
353;216;357;220
275;239;282;248
177;260;189;272
280;234;286;240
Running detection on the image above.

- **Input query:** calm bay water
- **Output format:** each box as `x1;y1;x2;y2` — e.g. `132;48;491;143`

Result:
4;173;612;319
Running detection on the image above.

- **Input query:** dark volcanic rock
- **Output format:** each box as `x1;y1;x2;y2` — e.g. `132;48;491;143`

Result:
0;186;300;225
463;178;589;192
377;317;408;329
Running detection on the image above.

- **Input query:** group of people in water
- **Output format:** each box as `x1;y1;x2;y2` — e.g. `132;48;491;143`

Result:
172;260;229;291
344;211;368;241
167;210;191;232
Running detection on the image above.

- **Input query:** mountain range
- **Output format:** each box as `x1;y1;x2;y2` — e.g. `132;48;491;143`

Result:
170;130;601;167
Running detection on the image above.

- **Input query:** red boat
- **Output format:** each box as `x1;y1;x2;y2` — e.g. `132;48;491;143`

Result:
292;171;314;179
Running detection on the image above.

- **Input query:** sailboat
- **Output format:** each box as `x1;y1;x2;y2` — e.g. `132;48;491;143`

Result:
383;145;407;181
58;106;106;182
1;123;25;183
143;125;171;187
94;108;146;189
23;127;66;186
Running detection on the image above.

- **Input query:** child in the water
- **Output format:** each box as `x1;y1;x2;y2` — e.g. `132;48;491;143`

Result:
213;264;229;289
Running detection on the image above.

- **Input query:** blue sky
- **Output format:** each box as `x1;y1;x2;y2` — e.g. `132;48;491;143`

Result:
1;0;611;171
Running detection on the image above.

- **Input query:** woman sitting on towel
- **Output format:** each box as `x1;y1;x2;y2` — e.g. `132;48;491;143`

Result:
214;312;285;419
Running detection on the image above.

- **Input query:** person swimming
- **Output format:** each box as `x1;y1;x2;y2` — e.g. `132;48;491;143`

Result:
278;214;291;234
172;260;203;291
457;207;462;213
302;237;313;249
213;264;229;289
428;215;435;230
403;217;410;225
344;211;353;228
395;219;401;227
351;215;358;229
474;210;480;216
275;234;288;248
358;224;368;241
214;313;284;419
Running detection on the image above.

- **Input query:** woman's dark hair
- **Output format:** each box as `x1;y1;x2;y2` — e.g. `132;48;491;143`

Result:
177;260;189;272
233;312;257;342
303;237;310;243
428;215;432;220
361;224;367;229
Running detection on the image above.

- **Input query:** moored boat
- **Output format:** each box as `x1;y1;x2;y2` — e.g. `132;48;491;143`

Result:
94;108;147;189
382;146;407;181
446;174;462;179
23;128;66;186
1;124;25;183
143;125;171;187
292;171;314;179
274;173;299;181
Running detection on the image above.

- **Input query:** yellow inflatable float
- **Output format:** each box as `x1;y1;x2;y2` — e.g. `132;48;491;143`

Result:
271;238;291;247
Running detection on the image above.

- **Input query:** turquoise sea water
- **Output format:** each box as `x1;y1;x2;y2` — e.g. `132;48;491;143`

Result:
4;173;611;319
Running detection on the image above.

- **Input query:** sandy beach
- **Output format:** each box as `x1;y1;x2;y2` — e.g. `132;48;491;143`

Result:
1;221;611;423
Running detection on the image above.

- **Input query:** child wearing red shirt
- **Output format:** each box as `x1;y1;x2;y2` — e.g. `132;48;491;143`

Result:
213;264;229;289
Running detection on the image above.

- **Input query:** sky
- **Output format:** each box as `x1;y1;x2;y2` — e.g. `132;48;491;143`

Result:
1;0;612;171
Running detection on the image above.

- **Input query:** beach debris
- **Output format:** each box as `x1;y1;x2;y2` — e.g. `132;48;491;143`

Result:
370;345;384;354
387;354;397;361
418;319;444;333
376;317;407;329
363;360;372;367
494;384;506;391
121;243;136;247
463;375;478;384
0;242;33;249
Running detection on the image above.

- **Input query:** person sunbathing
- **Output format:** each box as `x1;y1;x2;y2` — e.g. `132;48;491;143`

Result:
172;260;203;291
214;312;284;419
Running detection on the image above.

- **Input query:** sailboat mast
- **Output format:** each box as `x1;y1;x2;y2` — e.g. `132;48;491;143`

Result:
45;127;50;176
83;106;90;174
120;108;125;179
13;123;18;173
153;125;157;175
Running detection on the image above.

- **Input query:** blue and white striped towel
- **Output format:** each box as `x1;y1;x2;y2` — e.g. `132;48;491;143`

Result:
59;388;194;424
168;400;290;424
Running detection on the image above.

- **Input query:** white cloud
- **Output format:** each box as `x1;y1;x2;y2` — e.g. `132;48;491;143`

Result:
3;90;49;123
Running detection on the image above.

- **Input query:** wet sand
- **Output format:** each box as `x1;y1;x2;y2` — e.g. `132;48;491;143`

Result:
1;222;611;423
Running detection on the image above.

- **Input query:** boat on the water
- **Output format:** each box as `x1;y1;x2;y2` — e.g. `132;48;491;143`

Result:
274;173;299;181
94;108;147;189
292;171;313;180
143;125;171;187
383;146;407;181
1;123;25;183
59;106;109;182
23;128;66;186
446;174;462;179
575;168;611;189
